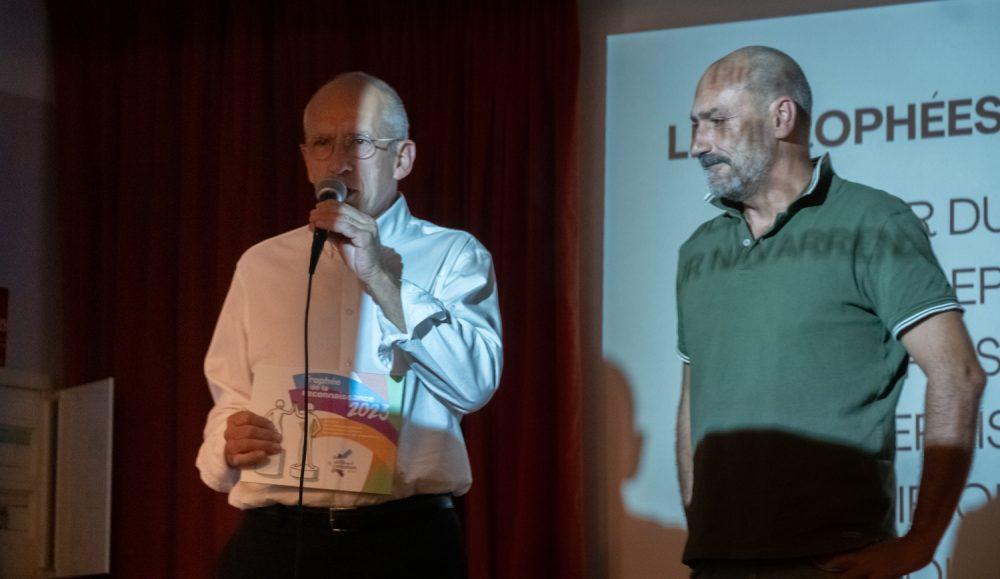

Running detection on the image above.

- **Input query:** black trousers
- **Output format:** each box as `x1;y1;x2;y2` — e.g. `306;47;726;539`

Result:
218;496;466;579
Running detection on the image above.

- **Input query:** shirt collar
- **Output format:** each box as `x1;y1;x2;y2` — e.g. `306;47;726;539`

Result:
375;193;412;244
799;153;831;200
706;153;832;217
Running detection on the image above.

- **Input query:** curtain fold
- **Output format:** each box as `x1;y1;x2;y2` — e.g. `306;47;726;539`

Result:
48;1;582;577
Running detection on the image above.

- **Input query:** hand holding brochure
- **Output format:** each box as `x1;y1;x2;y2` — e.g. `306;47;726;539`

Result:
242;366;403;494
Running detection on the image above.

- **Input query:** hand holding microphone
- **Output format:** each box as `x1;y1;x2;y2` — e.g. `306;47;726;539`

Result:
307;179;388;283
308;178;346;275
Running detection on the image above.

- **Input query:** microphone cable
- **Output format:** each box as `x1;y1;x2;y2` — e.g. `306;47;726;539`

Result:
294;269;315;579
294;178;345;579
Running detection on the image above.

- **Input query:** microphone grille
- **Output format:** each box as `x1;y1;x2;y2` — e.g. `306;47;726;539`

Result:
315;178;347;202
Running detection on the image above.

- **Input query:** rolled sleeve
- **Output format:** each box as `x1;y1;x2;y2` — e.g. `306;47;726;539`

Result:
375;280;450;359
376;238;502;415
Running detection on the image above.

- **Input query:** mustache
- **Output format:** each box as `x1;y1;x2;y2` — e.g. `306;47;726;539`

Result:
699;154;730;169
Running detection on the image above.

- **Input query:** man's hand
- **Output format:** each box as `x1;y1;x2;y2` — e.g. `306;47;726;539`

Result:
309;199;392;285
224;410;282;468
309;199;406;330
818;534;936;578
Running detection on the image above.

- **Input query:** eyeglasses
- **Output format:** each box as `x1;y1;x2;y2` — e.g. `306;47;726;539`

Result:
301;134;400;161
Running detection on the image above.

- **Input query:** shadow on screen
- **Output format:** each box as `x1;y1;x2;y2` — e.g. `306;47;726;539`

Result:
603;361;689;578
949;495;1000;578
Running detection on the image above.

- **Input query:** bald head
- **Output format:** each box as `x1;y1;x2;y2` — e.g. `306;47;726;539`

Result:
702;46;812;120
304;72;409;140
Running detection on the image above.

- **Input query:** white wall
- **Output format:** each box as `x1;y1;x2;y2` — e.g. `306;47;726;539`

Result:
0;0;60;379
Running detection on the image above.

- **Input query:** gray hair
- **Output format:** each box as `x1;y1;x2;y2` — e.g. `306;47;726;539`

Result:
326;71;410;139
725;46;812;118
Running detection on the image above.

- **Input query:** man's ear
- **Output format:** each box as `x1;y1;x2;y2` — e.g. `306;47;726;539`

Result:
393;140;416;180
772;96;799;140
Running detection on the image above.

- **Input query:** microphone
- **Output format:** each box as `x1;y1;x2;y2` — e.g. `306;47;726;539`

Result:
308;178;347;275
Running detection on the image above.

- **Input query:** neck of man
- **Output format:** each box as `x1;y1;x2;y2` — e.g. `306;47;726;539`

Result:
740;143;813;238
368;190;401;220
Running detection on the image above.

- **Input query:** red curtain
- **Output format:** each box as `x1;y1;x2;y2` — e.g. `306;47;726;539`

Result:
48;1;581;577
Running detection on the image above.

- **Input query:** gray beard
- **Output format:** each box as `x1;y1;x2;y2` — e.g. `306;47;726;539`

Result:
706;150;772;203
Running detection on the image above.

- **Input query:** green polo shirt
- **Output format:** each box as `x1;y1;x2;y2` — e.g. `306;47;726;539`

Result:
676;155;962;562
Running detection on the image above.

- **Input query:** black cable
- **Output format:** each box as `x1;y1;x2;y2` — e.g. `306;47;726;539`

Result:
294;271;315;579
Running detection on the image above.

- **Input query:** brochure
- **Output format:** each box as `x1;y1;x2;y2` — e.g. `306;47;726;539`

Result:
242;365;403;494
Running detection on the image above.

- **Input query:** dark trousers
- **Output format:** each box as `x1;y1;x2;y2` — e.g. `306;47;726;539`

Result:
691;558;842;578
218;496;466;579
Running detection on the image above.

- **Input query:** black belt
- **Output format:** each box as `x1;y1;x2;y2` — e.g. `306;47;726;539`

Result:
247;494;454;533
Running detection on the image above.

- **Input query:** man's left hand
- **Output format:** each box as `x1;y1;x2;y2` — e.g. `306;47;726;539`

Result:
818;535;937;579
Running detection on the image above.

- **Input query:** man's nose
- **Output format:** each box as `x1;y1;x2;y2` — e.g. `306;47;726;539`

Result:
325;145;353;175
690;126;710;158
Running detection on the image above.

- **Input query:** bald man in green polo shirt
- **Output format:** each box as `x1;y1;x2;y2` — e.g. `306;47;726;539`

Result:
675;46;986;579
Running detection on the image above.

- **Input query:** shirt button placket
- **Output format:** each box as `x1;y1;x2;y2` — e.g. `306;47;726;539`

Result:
345;307;354;370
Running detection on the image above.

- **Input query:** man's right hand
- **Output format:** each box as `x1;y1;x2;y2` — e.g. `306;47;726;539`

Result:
224;410;282;468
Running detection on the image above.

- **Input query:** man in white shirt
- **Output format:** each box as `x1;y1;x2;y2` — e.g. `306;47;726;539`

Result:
196;72;503;578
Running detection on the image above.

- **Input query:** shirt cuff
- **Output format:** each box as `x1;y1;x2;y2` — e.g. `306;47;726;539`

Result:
195;425;240;493
375;279;449;364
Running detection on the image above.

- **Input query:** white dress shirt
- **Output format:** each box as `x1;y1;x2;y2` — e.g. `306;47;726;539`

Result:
195;195;502;509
